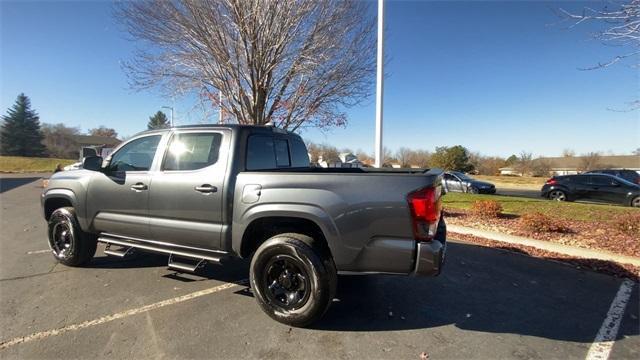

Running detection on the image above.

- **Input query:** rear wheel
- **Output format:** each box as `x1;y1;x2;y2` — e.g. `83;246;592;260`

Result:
47;207;97;266
468;186;479;194
250;233;337;327
548;190;568;202
631;196;640;208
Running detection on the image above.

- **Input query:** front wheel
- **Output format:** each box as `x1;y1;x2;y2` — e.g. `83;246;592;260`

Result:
468;186;479;194
48;207;97;266
250;233;337;327
631;196;640;208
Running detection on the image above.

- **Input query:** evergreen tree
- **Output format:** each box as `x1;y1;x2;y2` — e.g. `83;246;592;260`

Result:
147;111;170;130
1;93;47;156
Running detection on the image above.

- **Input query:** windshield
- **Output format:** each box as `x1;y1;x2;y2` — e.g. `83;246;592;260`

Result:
451;171;473;181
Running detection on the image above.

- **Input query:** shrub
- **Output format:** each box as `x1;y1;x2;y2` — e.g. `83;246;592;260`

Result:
519;212;569;233
612;213;640;236
471;200;503;218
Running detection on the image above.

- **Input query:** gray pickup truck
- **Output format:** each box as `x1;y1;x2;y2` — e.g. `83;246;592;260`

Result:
42;124;446;326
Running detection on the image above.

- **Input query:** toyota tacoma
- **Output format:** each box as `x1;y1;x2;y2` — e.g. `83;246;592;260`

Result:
42;124;446;326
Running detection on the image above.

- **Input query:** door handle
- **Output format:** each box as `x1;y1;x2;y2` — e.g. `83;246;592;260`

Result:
130;183;148;191
194;184;217;194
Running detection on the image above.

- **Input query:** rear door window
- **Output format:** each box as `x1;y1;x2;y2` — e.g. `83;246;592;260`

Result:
591;175;615;186
246;136;277;170
163;132;223;171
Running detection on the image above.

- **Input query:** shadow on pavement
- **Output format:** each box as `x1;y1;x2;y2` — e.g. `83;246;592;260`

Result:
0;177;41;193
83;239;639;344
313;242;639;344
87;252;250;284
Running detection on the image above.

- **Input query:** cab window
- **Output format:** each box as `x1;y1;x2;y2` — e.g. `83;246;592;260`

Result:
108;135;161;172
162;132;223;171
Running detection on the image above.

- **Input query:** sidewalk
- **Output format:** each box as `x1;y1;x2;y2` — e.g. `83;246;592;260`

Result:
448;224;640;267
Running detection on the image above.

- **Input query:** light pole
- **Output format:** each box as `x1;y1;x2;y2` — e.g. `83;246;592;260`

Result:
374;0;385;168
162;106;174;127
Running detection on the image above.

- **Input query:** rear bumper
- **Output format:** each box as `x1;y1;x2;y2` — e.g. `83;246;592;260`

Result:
413;219;446;277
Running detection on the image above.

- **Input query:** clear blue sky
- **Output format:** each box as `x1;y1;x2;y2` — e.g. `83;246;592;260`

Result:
1;0;638;157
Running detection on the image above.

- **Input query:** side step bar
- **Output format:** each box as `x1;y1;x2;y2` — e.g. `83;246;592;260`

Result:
104;244;135;258
168;254;207;272
98;235;226;266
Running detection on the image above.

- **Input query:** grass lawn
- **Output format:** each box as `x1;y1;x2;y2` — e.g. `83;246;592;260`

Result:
474;175;546;189
0;156;76;173
442;192;638;222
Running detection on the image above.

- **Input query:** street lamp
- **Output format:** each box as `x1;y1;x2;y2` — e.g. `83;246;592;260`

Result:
374;0;385;168
161;106;174;127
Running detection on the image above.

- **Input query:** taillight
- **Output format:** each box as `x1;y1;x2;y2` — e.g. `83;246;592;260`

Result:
546;178;557;185
407;187;442;242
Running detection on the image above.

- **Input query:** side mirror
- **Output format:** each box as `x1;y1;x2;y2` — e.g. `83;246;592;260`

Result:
82;156;103;171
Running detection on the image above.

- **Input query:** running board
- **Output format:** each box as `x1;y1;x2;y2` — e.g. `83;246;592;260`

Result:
168;254;207;272
104;244;134;258
97;235;226;263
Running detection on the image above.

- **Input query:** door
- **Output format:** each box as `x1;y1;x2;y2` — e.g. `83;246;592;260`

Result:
148;130;230;250
443;173;463;192
588;175;627;204
86;134;163;239
566;175;590;201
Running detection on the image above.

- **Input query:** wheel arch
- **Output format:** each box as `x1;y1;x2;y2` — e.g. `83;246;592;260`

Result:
43;189;78;220
236;214;336;261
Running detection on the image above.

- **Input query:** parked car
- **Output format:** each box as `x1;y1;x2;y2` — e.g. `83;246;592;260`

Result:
541;173;640;207
585;169;640;185
443;171;496;194
41;124;447;327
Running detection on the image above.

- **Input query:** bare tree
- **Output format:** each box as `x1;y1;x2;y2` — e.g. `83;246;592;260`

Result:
559;0;639;110
396;147;413;167
531;158;553;177
562;148;575;157
89;126;118;138
579;152;602;171
41;123;81;159
408;149;430;168
117;0;376;130
515;151;534;176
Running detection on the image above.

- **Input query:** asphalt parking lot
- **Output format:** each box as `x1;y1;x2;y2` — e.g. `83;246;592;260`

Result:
0;175;638;359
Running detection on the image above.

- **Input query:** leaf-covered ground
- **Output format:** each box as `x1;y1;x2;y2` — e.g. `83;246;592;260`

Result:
445;208;640;258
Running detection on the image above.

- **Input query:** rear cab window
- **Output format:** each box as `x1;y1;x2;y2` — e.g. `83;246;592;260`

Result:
246;133;309;170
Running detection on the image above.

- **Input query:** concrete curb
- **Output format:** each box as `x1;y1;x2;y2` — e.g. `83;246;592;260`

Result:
448;224;640;267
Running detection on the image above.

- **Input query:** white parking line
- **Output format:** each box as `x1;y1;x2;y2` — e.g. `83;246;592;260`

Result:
586;279;635;360
0;279;247;350
26;249;51;255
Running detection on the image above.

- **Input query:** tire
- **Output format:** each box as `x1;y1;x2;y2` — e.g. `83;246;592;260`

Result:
47;207;97;266
631;196;640;208
250;233;337;327
468;186;479;194
548;190;568;202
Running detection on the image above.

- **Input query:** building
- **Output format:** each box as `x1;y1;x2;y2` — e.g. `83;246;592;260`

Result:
499;155;640;176
72;135;121;159
338;152;364;168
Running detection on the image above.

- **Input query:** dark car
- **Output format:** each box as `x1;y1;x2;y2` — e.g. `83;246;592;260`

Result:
585;169;640;185
541;173;640;207
443;171;496;194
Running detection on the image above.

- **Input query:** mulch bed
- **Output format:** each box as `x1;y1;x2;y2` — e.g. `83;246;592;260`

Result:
450;232;639;280
444;209;640;258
